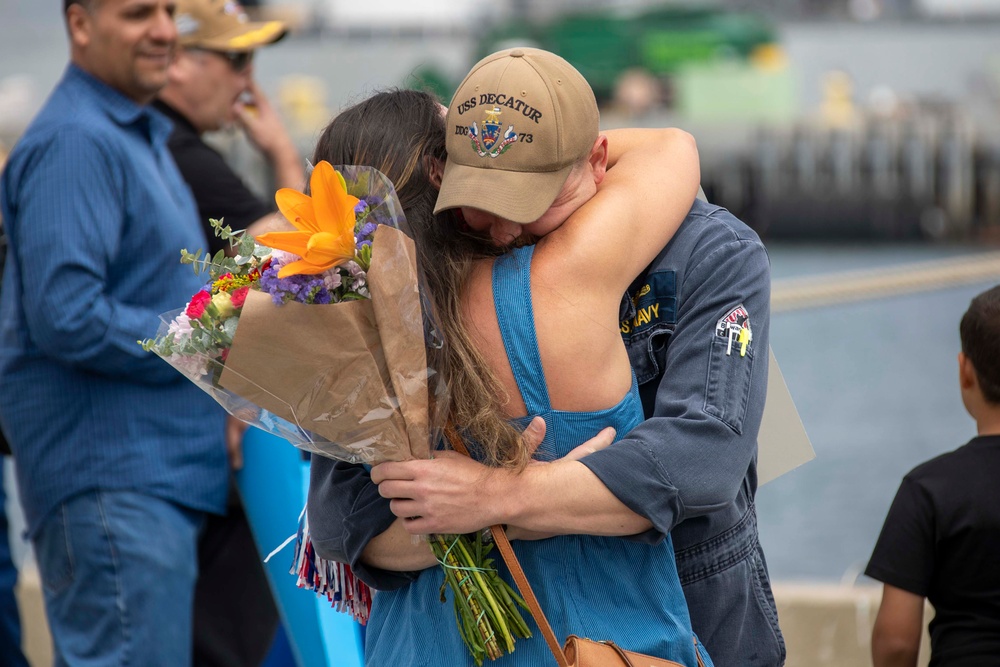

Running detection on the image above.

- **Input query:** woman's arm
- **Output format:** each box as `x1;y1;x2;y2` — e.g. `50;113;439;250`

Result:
542;128;700;297
361;519;438;571
307;457;432;583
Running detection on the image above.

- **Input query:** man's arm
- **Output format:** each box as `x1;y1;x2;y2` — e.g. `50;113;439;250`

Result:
8;130;184;383
871;584;924;667
307;417;630;579
579;229;771;537
370;424;640;538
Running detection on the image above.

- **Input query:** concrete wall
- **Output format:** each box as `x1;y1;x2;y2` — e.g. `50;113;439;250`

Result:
16;570;932;666
774;583;931;667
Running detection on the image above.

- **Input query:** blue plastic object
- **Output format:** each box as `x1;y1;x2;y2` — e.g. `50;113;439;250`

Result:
236;428;365;667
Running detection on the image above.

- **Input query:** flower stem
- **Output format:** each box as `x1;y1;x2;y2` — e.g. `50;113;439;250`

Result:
433;535;502;661
453;535;515;653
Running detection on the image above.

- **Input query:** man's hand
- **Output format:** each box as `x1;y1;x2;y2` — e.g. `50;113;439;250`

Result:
371;418;617;537
373;450;504;535
225;416;249;471
563;426;616;461
234;81;305;190
233;80;288;156
520;415;546;455
521;416;616;461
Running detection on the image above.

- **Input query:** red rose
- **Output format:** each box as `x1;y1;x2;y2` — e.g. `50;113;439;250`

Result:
230;286;250;309
221;348;230;362
186;290;212;319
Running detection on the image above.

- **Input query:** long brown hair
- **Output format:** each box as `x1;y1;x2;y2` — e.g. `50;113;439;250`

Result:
314;90;531;468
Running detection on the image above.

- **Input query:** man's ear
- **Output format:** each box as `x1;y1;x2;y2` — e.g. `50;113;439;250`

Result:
425;156;445;190
959;352;977;391
66;4;92;50
588;135;609;186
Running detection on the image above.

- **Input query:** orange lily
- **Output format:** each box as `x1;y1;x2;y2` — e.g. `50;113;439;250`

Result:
256;161;360;278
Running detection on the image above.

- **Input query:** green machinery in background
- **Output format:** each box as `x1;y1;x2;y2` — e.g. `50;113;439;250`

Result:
410;5;779;104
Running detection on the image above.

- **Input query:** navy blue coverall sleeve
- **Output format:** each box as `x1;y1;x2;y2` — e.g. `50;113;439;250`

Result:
579;214;771;540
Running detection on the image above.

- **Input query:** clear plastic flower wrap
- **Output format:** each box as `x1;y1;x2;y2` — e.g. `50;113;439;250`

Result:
142;163;448;465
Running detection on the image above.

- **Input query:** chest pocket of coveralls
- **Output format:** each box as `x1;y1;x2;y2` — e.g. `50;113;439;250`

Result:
704;333;754;434
621;271;677;386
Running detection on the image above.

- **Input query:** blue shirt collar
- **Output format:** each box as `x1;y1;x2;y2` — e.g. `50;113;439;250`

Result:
64;63;174;147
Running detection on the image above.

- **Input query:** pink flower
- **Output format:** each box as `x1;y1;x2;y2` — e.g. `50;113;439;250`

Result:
186;290;212;319
231;286;250;308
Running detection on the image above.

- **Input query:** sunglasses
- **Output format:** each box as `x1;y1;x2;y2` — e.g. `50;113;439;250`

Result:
206;50;254;72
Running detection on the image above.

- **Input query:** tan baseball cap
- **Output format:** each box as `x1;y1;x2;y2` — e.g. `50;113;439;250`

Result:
434;47;599;224
174;0;287;52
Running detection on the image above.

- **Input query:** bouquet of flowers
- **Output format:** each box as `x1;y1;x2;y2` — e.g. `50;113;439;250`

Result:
141;162;530;663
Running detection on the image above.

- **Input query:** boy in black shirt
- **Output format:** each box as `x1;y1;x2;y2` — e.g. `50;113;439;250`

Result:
866;284;1000;667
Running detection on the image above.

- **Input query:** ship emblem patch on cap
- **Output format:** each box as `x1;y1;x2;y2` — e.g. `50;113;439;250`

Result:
469;106;518;158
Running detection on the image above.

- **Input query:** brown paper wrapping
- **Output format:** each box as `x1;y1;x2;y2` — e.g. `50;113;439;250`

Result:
219;225;430;463
367;225;431;461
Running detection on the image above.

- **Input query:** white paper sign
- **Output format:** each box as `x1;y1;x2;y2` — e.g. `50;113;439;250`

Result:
758;346;815;485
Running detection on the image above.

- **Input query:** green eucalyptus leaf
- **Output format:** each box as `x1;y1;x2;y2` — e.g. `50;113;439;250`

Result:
209;218;233;240
238;235;256;256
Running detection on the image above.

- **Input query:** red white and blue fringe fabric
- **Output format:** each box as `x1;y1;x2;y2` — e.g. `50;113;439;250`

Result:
268;504;373;624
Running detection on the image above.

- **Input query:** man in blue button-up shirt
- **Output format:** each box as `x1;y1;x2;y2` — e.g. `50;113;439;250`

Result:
0;2;229;664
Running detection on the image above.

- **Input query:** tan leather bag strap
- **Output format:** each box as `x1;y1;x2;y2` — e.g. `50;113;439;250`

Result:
443;424;705;667
604;641;640;666
444;425;570;667
491;522;570;667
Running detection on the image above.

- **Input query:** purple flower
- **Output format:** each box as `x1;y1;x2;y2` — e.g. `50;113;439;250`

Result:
259;259;333;305
323;272;343;292
354;221;379;251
